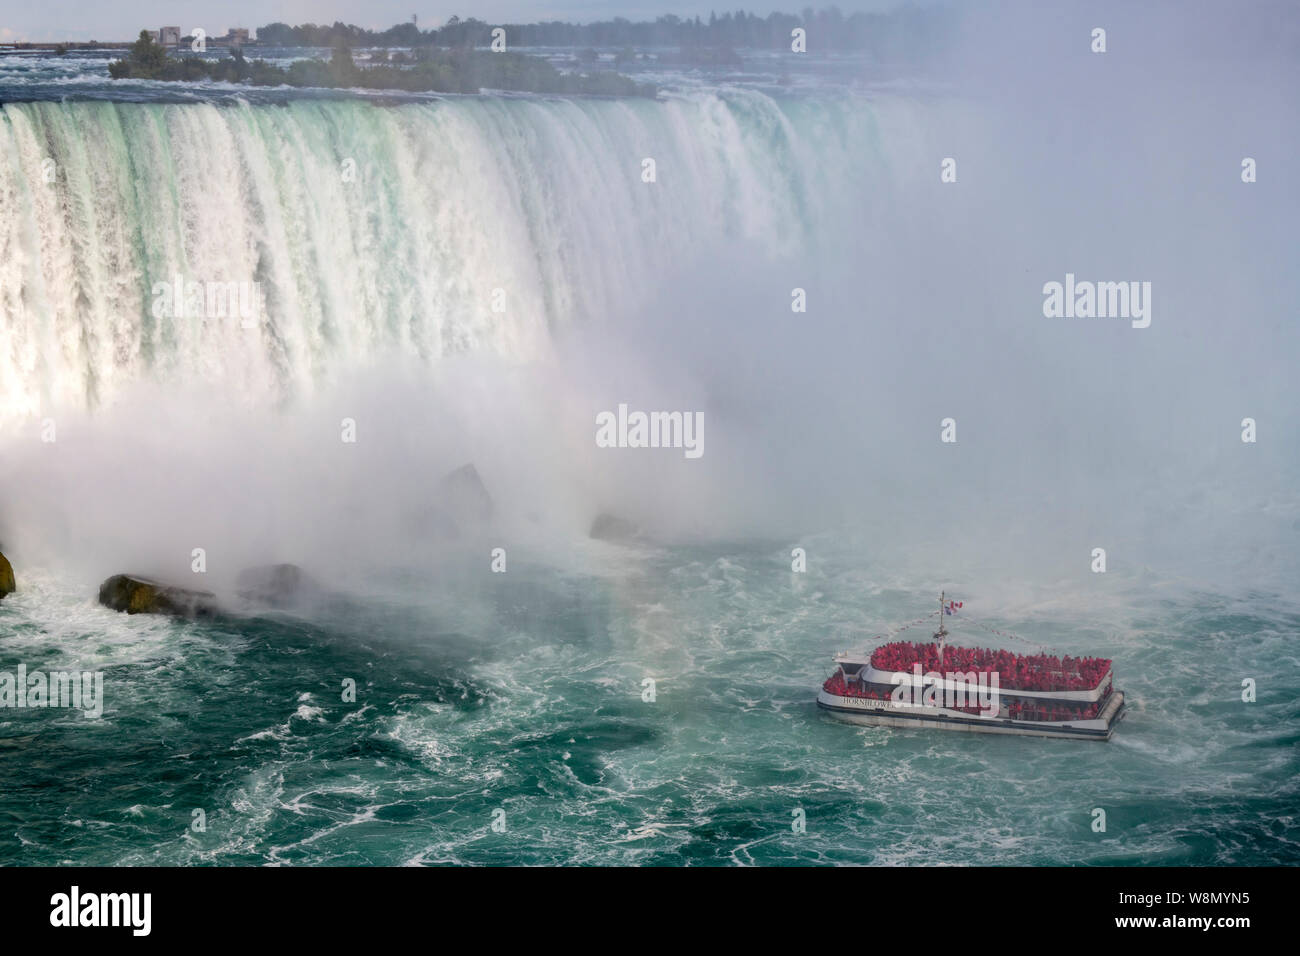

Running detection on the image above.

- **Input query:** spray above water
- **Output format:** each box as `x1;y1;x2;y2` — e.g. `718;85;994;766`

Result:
0;1;1296;591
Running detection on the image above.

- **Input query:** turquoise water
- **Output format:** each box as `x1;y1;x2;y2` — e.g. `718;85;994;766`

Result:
2;541;1296;866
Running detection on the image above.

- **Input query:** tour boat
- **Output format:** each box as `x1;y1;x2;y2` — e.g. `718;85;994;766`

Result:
817;593;1126;740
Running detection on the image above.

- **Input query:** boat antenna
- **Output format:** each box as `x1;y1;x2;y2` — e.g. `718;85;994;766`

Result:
936;590;948;665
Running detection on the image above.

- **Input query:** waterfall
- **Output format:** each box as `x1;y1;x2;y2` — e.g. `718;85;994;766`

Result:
0;91;877;427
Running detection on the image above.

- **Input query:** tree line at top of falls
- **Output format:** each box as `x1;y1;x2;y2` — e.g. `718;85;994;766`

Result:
254;8;953;57
108;31;657;97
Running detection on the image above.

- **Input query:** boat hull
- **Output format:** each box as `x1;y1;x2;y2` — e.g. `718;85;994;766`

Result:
817;690;1126;741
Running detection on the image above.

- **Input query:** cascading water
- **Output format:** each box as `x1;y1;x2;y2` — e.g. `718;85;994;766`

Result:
0;92;872;428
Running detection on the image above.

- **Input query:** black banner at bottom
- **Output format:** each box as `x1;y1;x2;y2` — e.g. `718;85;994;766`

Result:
0;865;1282;941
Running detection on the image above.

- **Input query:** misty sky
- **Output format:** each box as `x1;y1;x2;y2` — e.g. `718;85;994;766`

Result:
0;0;914;42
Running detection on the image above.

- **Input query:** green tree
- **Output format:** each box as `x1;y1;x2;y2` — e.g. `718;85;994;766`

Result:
107;30;169;78
128;30;167;72
329;38;357;84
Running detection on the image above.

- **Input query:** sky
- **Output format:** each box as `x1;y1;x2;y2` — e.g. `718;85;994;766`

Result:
0;0;913;43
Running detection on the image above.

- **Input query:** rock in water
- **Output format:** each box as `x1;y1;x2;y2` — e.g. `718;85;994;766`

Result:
0;552;14;599
439;463;494;521
433;463;494;535
98;574;218;618
236;563;321;609
589;513;638;542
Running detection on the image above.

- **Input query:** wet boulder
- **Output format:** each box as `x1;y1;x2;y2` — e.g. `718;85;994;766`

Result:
0;551;14;599
432;463;494;536
98;574;219;618
236;563;322;609
589;513;638;542
439;463;494;521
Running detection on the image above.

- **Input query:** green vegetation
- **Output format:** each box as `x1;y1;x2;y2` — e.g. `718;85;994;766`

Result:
255;8;947;55
108;30;655;97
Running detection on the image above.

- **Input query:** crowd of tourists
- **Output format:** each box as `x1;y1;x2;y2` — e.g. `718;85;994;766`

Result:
868;641;1111;691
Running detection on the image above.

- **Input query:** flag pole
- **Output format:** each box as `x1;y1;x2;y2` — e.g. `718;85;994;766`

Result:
937;590;947;666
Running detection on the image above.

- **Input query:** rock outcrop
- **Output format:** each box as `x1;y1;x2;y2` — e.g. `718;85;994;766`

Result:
589;513;638;542
429;463;495;536
0;551;14;599
438;463;494;522
98;574;219;618
236;563;322;609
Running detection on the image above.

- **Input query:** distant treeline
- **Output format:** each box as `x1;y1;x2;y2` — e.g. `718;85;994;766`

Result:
108;32;655;96
256;7;950;56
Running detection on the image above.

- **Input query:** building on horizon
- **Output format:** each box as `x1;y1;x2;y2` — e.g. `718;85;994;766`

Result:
159;26;181;46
